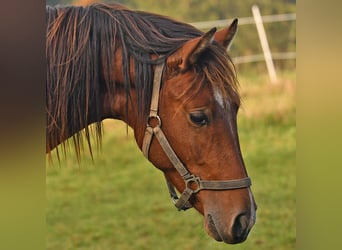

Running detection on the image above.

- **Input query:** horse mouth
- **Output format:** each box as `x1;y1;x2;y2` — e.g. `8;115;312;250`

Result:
205;214;249;244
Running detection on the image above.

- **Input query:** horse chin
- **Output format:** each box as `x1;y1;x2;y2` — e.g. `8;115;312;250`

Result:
204;214;248;244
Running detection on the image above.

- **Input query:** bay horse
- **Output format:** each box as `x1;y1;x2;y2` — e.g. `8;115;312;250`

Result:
46;3;256;244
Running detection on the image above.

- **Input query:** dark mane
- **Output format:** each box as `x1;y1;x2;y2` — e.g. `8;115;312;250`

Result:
46;3;238;157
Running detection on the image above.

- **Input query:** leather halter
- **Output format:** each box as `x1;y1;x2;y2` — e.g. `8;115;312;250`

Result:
142;62;251;211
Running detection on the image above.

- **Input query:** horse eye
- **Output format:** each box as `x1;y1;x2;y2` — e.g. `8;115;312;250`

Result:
189;111;209;126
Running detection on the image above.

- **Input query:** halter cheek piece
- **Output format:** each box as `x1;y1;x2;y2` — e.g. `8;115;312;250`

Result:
142;62;251;211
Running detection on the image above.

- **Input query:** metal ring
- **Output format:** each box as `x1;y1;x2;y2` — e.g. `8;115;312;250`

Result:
146;115;161;128
185;175;202;193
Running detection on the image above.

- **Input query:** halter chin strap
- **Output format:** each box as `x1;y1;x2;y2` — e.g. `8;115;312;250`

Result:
142;62;251;211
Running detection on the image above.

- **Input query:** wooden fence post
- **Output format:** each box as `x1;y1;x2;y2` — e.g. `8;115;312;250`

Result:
252;5;278;84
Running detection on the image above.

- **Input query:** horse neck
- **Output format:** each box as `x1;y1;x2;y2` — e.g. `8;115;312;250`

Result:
102;85;138;126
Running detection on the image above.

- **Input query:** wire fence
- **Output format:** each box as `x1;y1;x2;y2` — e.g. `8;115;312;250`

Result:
233;52;296;64
190;13;296;29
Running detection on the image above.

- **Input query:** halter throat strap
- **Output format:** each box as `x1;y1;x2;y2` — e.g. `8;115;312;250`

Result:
142;62;251;211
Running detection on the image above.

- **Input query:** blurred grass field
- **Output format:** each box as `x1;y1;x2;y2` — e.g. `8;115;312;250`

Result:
46;71;296;250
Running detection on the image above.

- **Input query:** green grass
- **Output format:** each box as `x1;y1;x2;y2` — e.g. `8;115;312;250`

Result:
46;71;296;250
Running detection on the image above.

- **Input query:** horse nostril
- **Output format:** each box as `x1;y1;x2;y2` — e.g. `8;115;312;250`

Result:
232;213;249;240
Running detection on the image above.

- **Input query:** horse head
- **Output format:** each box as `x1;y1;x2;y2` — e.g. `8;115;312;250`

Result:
134;20;257;244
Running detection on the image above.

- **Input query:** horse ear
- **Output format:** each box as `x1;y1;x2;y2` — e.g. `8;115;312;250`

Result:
214;18;238;50
167;27;217;71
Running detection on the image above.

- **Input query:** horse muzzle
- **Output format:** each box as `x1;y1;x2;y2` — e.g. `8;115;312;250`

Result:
205;210;255;244
202;188;257;244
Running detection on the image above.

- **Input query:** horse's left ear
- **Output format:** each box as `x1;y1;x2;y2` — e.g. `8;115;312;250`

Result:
167;27;217;71
214;18;238;50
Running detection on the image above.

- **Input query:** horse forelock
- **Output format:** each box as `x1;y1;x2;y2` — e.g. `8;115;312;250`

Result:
174;44;240;111
200;44;240;110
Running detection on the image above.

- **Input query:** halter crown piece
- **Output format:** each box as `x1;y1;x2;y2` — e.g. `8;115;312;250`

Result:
142;62;251;211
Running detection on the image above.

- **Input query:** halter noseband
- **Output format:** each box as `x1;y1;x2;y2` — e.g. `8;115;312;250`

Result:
142;62;251;211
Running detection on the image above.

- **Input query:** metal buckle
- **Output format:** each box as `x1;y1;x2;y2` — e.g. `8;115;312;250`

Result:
185;175;202;193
